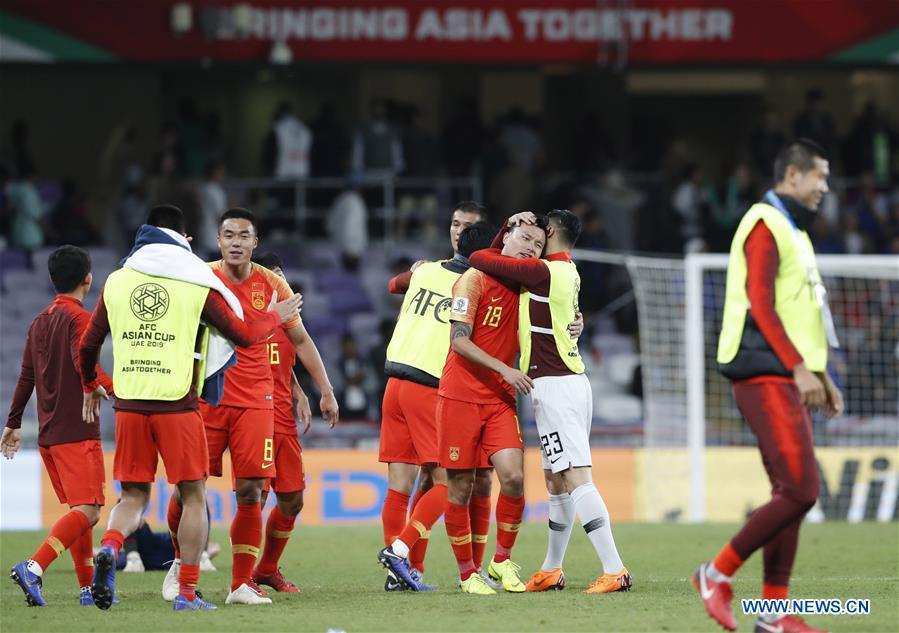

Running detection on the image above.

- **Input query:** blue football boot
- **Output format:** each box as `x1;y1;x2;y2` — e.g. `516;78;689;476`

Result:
10;562;46;606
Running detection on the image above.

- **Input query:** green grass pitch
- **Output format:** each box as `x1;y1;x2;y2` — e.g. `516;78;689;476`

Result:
2;523;897;632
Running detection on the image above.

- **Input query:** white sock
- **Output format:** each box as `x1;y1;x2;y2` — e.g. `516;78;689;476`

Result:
542;493;575;570
570;483;625;574
26;560;44;577
707;563;731;583
390;539;410;559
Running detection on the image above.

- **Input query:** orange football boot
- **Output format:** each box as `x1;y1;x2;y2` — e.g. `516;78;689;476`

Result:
525;568;566;592
584;568;633;593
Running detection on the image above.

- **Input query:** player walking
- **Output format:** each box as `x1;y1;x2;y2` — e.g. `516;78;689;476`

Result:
694;140;842;633
470;210;631;594
376;218;496;591
79;205;300;611
439;219;548;595
165;208;337;606
5;246;113;607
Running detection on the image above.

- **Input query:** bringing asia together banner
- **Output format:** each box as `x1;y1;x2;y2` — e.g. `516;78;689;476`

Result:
1;0;898;64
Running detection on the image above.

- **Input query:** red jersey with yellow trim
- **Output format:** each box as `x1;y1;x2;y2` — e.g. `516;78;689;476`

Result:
438;268;519;407
268;326;299;434
208;261;300;409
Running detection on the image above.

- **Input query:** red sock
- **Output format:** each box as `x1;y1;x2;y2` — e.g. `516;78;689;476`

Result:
409;486;425;516
230;503;263;591
713;543;745;578
167;494;183;559
493;492;524;563
178;563;200;601
31;510;91;571
444;501;476;580
397;484;448;572
100;528;125;559
70;527;94;588
409;535;429;573
763;583;789;600
469;494;492;569
256;506;297;576
381;489;410;546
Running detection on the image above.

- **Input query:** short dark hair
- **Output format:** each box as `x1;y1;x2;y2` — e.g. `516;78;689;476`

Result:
452;201;489;222
546;209;582;248
773;139;828;184
219;207;257;233
252;251;283;271
48;245;91;293
146;204;185;233
456;221;498;257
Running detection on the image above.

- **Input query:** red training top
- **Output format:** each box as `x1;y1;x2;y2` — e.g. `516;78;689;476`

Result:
6;296;113;447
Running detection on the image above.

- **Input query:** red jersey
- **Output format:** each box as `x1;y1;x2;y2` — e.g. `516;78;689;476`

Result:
439;268;519;406
268;326;298;434
6;296;112;447
209;261;300;409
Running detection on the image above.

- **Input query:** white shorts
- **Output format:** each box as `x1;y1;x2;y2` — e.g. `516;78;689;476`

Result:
529;373;593;473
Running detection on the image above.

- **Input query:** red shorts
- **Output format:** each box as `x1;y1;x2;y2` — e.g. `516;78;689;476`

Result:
202;402;274;479
379;378;439;465
114;410;208;484
263;432;306;494
436;397;522;469
40;439;105;506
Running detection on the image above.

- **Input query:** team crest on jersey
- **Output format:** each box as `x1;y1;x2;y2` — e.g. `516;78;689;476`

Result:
450;297;469;316
449;446;460;462
252;282;265;310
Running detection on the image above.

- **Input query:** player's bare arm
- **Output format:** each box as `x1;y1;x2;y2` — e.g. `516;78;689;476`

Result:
819;370;844;417
450;321;534;394
291;372;313;434
0;427;21;459
286;321;339;428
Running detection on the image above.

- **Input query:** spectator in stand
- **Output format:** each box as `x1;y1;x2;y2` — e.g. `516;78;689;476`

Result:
337;333;370;420
326;186;369;271
49;180;100;247
671;163;707;253
7;164;44;268
368;319;395;418
709;162;755;251
577;168;642;252
792;89;836;157
263;101;312;180
310;103;348;179
498;106;542;174
844;101;897;184
397;106;441;240
114;166;148;254
8;119;36;179
352;99;404;181
196;161;228;259
176;99;205;179
851;171;891;253
443;97;486;178
749;107;786;182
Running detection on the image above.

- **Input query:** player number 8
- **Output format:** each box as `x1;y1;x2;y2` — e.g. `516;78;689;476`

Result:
263;438;274;462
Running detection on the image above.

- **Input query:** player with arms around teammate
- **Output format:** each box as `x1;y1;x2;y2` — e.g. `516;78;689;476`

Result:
5;246;113;607
249;251;327;593
470;210;631;594
382;202;504;589
168;208;337;606
440;219;548;595
376;220;497;591
79;205;301;611
694;140;842;633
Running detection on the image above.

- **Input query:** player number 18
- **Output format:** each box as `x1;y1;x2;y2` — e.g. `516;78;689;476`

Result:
482;305;503;327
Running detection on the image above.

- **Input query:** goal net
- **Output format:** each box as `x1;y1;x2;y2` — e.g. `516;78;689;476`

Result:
574;249;898;523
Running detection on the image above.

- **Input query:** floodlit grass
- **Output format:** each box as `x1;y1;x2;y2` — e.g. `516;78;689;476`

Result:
1;523;896;632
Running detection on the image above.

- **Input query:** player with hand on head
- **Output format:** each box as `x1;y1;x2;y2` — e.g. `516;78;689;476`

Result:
694;140;842;633
470;210;631;594
249;251;333;594
5;246;113;607
438;217;548;595
165;208;336;606
80;205;301;611
376;218;497;592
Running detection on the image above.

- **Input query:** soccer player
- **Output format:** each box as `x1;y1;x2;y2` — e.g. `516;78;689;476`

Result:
250;251;319;593
376;219;497;592
694;140;842;633
4;246;113;607
439;218;548;595
469;210;631;594
167;207;337;606
79;205;301;611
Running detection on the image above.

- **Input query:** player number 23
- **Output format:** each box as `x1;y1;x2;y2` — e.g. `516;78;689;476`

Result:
540;432;563;457
482;305;503;327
